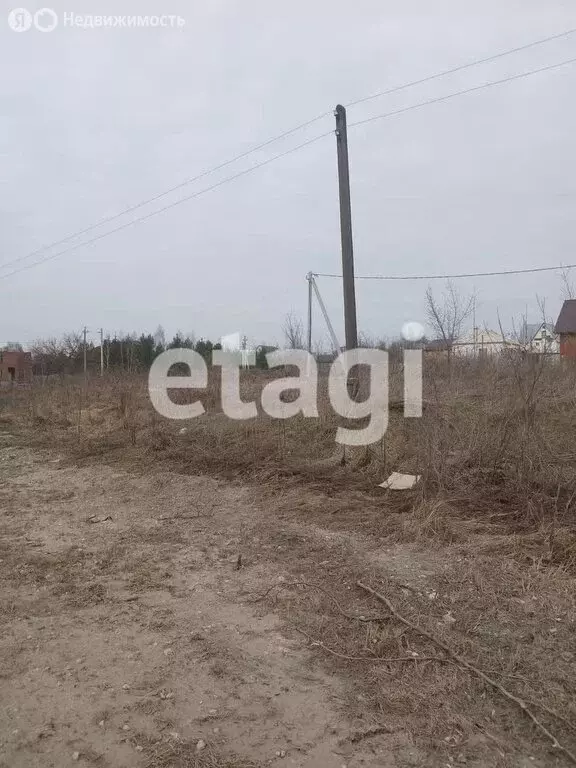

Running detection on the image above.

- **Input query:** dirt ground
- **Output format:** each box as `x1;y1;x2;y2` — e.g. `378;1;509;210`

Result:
1;429;575;767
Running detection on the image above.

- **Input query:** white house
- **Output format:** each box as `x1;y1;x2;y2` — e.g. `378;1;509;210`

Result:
519;322;559;354
453;329;519;357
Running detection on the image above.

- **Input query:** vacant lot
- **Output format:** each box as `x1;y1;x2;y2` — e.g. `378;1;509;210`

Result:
1;360;576;767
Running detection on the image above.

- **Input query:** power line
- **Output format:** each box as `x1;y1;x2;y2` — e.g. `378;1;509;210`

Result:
0;130;334;281
3;55;576;281
314;263;576;281
345;27;576;109
0;110;331;273
348;56;576;129
2;27;575;275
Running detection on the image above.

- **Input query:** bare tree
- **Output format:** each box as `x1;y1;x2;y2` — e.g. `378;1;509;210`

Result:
62;332;83;360
30;339;55;376
153;324;166;350
357;332;378;348
283;312;304;349
425;281;475;348
560;268;575;300
1;341;23;351
30;335;82;375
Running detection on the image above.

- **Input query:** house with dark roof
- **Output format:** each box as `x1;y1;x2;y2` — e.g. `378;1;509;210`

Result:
554;300;576;357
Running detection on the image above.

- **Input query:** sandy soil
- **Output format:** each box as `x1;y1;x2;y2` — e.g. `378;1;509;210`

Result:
0;439;411;768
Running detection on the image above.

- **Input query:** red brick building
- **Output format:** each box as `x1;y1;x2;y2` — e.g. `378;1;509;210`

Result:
555;300;576;358
0;350;32;384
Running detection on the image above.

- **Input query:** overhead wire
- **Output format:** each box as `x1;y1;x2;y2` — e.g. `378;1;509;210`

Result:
345;26;576;109
0;130;334;281
345;27;576;107
0;109;332;273
2;32;576;279
314;263;576;281
348;56;576;129
3;28;576;276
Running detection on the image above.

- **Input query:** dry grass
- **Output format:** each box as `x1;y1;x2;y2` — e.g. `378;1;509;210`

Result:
4;357;576;552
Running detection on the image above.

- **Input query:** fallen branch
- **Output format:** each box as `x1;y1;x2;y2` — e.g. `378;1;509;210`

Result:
357;581;576;765
525;699;576;739
293;625;452;665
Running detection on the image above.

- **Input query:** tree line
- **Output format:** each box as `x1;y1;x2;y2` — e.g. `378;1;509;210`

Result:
29;326;274;375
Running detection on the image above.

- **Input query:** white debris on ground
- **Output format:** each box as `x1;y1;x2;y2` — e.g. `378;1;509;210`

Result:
379;472;421;490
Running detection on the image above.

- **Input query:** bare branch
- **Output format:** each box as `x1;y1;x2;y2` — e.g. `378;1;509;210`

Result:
425;281;475;345
283;312;304;349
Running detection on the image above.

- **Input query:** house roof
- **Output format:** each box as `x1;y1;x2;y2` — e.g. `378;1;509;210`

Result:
519;322;556;343
520;323;540;343
555;300;576;334
456;329;513;345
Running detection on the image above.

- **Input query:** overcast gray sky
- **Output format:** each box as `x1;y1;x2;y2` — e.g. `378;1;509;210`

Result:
1;0;576;348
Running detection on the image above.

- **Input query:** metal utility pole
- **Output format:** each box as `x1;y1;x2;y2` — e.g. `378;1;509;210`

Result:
100;328;104;376
334;104;357;351
306;272;313;353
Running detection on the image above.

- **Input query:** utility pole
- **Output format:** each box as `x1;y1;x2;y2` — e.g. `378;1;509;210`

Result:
82;326;88;380
472;295;477;358
335;104;357;351
306;272;313;353
100;328;104;376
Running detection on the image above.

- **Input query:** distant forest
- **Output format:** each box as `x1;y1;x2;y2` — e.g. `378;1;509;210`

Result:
25;327;270;375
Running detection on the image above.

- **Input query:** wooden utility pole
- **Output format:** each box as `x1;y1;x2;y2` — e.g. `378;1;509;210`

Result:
335;104;357;351
100;328;104;376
